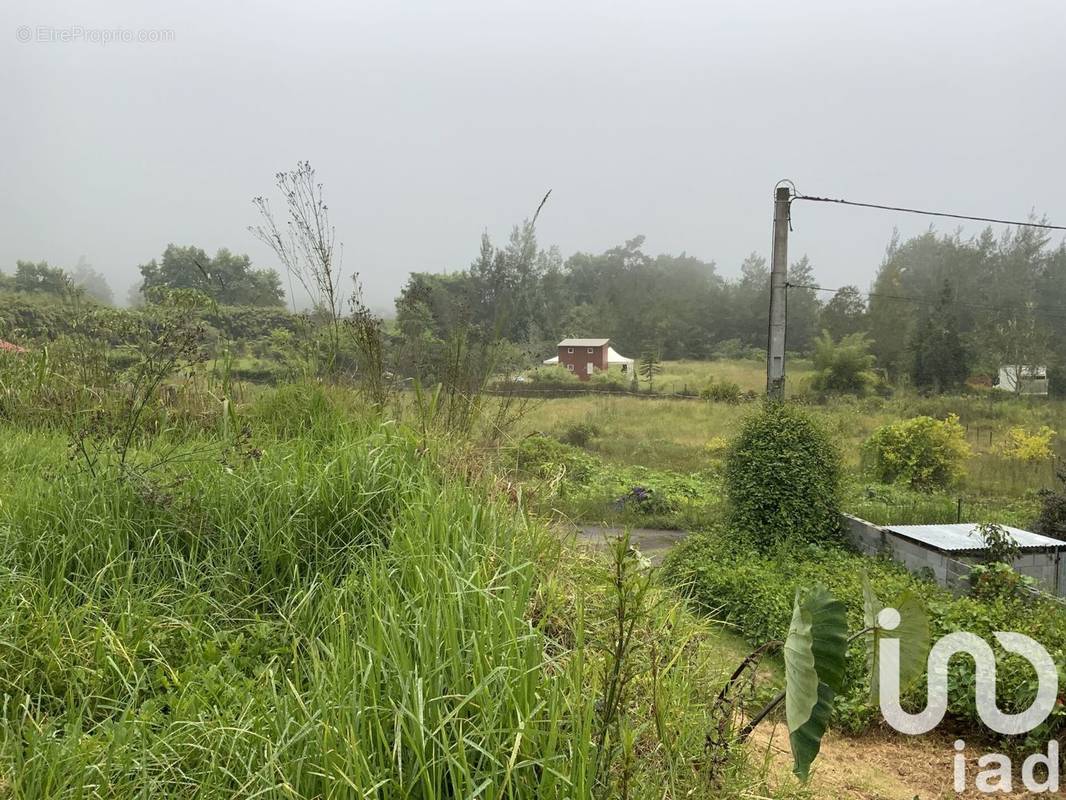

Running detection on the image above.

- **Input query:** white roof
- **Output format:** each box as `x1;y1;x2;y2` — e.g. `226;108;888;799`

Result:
999;365;1047;378
886;523;1065;553
543;346;633;366
558;338;609;347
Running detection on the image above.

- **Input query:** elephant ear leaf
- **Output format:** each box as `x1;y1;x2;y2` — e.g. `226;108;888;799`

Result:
893;591;931;688
863;574;884;703
784;591;818;734
786;585;848;780
866;587;931;704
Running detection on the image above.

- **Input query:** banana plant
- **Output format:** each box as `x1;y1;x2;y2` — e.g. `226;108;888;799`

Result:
723;578;930;779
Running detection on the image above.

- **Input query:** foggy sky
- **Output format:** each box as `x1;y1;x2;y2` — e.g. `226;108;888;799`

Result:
4;0;1065;311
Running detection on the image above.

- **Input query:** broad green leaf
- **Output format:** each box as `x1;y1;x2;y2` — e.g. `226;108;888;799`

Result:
894;591;931;687
867;588;931;704
861;573;882;630
783;591;817;734
788;585;847;780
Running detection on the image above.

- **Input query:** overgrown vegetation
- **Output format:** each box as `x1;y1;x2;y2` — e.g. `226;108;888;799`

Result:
662;529;1066;745
725;402;843;548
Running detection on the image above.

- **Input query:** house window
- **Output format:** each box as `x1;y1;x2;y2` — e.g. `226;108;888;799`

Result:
567;363;574;371
587;347;594;354
567;347;574;354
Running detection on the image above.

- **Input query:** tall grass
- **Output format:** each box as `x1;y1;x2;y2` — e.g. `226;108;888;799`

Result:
0;385;775;799
0;412;608;798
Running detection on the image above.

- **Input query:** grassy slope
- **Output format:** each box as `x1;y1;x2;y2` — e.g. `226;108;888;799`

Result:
0;418;596;797
0;391;800;799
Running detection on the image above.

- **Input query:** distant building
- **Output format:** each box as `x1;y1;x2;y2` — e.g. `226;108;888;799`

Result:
552;338;609;381
995;365;1048;395
542;338;634;381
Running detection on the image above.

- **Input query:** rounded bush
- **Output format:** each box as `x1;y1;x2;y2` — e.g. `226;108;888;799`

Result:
724;401;843;548
862;414;970;491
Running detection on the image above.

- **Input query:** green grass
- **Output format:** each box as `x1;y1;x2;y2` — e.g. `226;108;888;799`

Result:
0;386;796;799
654;357;815;395
0;416;594;796
514;362;1066;527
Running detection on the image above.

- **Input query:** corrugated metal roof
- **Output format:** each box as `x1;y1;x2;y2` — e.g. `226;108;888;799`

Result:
558;338;609;347
886;523;1065;553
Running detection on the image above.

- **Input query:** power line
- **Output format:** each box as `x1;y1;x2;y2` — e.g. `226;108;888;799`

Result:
791;192;1066;233
786;281;1066;324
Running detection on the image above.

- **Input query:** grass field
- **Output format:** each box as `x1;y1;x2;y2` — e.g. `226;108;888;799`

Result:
3;347;1064;798
0;381;812;799
514;359;1066;528
653;356;815;395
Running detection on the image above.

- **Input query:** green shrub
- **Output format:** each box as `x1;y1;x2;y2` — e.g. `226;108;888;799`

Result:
809;331;878;396
516;434;599;483
557;421;601;448
996;425;1056;463
724;402;843;548
862;413;970;491
663;530;1066;741
700;379;743;403
1035;468;1066;540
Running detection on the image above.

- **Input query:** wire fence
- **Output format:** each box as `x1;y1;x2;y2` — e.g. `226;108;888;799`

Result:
850;497;973;526
486;384;714;402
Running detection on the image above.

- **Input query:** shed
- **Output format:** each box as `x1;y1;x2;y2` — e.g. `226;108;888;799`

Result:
996;365;1048;395
844;516;1066;596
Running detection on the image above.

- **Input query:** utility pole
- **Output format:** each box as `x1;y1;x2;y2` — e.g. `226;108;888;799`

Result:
766;185;790;400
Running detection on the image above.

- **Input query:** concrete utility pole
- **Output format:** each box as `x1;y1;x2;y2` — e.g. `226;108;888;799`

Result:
766;186;790;400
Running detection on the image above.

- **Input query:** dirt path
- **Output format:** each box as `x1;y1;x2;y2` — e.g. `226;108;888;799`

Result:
758;722;1059;799
572;525;688;564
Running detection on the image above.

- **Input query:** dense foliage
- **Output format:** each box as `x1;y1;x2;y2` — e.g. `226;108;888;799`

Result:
1035;467;1066;540
394;234;824;365
663;530;1066;742
724;402;843;548
809;331;878;395
862;414;971;490
137;244;285;307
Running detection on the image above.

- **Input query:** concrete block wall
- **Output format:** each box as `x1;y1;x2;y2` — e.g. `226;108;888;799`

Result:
840;514;1063;596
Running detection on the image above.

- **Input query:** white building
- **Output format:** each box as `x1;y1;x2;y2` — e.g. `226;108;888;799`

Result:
995;365;1048;395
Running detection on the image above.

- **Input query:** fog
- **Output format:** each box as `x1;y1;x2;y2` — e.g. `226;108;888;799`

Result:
4;0;1064;310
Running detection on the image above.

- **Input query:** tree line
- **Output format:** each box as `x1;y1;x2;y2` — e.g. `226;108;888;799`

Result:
394;221;1066;393
5;210;1065;395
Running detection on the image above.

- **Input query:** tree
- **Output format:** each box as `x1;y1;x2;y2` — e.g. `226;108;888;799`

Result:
252;161;344;372
819;285;866;340
909;280;968;393
984;302;1047;393
728;252;770;348
13;260;71;295
810;331;877;395
637;349;662;391
137;245;284;307
784;255;821;353
70;256;113;305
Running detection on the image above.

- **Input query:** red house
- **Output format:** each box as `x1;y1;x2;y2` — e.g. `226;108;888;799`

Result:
556;338;609;381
